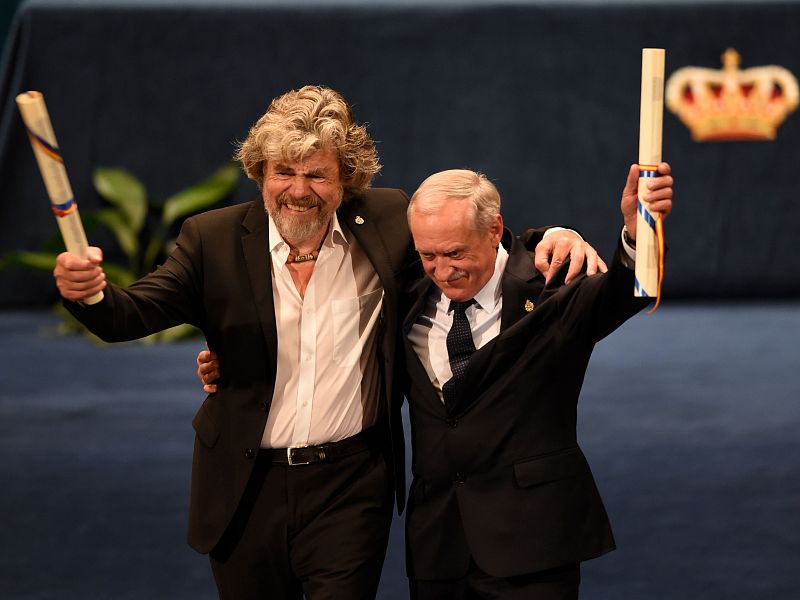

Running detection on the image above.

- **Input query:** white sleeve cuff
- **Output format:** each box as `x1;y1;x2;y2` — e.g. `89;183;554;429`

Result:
542;226;584;241
620;226;636;268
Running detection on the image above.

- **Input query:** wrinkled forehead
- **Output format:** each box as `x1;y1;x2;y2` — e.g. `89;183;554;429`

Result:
265;144;341;172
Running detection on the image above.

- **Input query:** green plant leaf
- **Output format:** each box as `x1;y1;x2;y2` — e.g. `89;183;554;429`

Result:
0;251;58;271
102;263;137;288
94;208;139;259
93;168;148;233
41;232;66;254
142;234;164;270
52;303;108;344
162;161;240;226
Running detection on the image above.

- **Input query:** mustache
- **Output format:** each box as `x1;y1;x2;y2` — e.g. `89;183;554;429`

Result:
428;270;467;283
277;192;322;209
447;270;467;282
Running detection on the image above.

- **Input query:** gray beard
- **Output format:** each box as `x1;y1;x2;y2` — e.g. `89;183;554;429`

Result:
265;191;341;247
268;205;330;245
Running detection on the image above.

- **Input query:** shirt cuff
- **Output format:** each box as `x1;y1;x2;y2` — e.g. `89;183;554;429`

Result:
542;226;584;241
620;226;636;268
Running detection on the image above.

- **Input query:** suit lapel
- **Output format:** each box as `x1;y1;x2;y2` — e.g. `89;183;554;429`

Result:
240;200;278;370
337;195;398;305
499;230;545;331
402;276;449;415
402;276;434;335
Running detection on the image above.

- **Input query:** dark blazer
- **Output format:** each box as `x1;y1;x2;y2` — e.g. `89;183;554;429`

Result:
65;188;416;554
402;229;649;580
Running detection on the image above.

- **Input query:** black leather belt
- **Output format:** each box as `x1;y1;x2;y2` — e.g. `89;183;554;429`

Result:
269;429;376;466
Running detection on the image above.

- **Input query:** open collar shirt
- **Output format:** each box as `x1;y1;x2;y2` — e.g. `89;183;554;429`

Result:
262;211;383;448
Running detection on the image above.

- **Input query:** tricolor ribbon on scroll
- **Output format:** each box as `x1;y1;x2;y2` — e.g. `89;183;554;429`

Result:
635;48;666;312
16;91;103;305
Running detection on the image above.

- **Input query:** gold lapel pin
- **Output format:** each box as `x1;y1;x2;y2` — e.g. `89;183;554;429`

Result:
355;215;365;225
524;299;535;312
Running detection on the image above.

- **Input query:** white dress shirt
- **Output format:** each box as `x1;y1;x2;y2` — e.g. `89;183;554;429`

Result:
262;211;383;448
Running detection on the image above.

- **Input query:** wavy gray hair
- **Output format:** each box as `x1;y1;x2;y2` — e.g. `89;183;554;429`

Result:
237;86;381;195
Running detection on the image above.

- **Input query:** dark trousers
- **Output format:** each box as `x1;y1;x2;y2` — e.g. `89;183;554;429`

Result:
209;444;393;600
411;560;580;600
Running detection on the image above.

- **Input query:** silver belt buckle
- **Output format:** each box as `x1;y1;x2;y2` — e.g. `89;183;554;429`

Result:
287;447;311;466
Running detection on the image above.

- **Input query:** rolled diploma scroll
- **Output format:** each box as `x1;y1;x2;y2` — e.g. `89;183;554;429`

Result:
16;91;103;305
635;48;665;309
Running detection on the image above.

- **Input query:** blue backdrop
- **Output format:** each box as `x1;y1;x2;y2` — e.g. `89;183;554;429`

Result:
2;0;799;305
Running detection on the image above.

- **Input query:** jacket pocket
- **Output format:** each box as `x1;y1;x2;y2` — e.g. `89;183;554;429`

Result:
192;402;220;448
513;446;587;488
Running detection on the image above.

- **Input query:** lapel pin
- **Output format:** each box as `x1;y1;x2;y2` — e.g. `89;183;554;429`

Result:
524;299;535;312
355;215;365;225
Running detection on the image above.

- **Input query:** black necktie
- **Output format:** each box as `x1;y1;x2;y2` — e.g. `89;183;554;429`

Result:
442;299;476;411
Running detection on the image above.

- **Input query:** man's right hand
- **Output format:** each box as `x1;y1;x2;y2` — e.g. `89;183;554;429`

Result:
197;349;220;394
534;231;608;285
53;247;107;302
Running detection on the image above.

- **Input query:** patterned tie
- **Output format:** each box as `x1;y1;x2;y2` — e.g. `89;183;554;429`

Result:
442;299;476;412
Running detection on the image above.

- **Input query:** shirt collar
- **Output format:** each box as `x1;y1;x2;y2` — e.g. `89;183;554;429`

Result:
472;243;508;312
267;209;348;270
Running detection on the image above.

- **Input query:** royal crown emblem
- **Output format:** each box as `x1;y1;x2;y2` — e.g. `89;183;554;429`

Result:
665;48;799;141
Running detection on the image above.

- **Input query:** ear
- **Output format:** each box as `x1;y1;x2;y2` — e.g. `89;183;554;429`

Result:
490;213;504;246
407;208;418;235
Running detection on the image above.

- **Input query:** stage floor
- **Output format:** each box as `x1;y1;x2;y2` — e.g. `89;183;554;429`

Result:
1;304;798;599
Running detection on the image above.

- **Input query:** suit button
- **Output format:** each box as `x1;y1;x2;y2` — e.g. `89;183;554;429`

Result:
244;448;256;459
259;401;268;412
446;418;458;428
453;472;465;484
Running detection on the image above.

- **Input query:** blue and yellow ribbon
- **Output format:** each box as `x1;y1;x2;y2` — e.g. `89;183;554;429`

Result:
637;164;665;312
51;198;77;217
26;129;64;163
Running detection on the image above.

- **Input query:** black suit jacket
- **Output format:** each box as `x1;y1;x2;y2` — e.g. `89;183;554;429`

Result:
65;188;417;554
402;229;649;580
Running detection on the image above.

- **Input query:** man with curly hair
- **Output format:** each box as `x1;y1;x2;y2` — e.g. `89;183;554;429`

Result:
53;86;598;599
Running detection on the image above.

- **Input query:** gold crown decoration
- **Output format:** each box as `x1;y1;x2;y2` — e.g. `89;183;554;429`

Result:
665;48;799;141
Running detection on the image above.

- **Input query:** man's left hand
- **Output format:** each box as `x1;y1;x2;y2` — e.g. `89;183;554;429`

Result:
534;231;608;285
197;349;220;394
621;162;673;239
